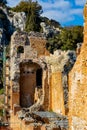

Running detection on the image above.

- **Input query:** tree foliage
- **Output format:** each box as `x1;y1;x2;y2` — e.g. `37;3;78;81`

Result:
11;0;42;32
25;1;42;32
47;26;83;53
11;0;42;14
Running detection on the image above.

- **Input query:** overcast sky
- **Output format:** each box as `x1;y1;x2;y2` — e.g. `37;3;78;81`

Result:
7;0;86;26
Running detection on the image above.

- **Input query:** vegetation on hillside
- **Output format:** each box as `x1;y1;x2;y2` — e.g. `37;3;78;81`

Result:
11;0;61;32
41;17;61;28
11;0;83;53
46;26;83;53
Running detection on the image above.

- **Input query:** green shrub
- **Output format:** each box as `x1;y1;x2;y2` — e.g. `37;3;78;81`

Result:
0;109;3;116
0;88;4;95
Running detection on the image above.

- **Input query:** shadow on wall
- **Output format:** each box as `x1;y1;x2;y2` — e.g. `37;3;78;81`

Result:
19;62;42;108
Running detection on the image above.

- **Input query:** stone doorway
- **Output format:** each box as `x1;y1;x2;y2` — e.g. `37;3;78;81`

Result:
19;62;42;107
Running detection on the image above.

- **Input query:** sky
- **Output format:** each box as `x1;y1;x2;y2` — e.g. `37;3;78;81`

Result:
7;0;86;26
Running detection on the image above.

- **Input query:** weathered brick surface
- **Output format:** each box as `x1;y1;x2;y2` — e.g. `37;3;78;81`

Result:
29;37;49;56
50;72;65;114
13;105;21;115
68;3;87;130
53;128;61;130
0;127;12;130
41;125;47;130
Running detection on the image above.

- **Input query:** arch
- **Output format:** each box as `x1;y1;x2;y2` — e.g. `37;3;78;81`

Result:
19;62;43;108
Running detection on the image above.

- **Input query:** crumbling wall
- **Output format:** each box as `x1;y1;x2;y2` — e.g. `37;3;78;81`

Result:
68;4;87;130
10;31;49;109
29;36;49;56
7;30;77;130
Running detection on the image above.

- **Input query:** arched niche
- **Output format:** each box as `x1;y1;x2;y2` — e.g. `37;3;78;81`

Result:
19;62;42;107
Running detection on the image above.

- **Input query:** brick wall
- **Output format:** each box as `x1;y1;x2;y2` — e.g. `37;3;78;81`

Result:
29;37;49;56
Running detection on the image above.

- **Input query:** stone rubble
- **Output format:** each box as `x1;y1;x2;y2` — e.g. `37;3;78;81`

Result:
17;111;68;130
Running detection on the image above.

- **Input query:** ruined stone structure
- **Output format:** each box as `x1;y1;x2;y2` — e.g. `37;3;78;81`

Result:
5;30;76;130
5;3;87;130
68;3;87;130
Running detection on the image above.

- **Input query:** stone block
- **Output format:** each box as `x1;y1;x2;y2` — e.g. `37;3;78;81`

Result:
0;126;12;130
13;105;21;115
41;125;47;130
22;118;34;125
52;128;61;130
26;125;41;130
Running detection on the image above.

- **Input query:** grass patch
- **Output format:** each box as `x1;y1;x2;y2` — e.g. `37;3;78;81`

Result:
0;88;4;95
0;109;3;116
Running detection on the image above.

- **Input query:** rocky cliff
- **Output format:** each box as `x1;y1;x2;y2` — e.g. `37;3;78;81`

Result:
8;11;26;31
0;7;26;46
0;8;13;45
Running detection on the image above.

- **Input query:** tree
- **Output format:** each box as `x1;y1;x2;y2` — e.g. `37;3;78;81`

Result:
11;0;42;32
25;1;42;32
11;1;30;13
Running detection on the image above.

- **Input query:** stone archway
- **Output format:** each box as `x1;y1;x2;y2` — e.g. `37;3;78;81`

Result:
19;62;42;108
